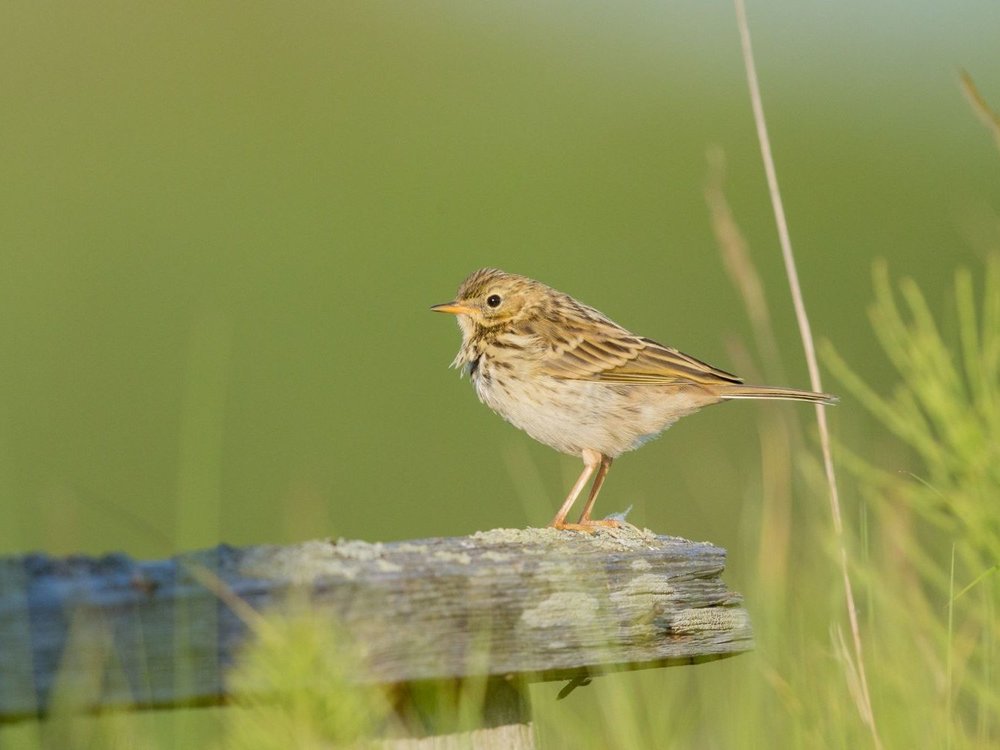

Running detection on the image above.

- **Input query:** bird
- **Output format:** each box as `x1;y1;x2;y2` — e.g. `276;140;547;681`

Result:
432;268;836;531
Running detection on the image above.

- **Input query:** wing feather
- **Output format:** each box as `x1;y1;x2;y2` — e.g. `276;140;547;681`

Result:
536;316;742;387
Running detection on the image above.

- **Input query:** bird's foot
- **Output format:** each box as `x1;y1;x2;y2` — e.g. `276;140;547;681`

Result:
551;518;621;533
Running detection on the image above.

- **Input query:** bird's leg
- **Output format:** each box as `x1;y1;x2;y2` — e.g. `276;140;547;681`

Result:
574;455;617;527
551;451;619;532
548;448;601;529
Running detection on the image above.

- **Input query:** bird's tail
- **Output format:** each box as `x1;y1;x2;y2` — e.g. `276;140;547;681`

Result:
715;384;838;405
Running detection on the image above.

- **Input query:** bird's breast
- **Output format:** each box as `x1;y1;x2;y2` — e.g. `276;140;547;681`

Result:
469;353;714;457
464;353;481;378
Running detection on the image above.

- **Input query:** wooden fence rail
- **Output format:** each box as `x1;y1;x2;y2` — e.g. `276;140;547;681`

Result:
0;525;752;748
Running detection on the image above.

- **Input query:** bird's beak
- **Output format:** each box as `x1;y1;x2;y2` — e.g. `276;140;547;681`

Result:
431;301;476;316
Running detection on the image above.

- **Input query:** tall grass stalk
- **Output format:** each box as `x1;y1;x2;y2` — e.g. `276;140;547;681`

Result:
732;1;881;745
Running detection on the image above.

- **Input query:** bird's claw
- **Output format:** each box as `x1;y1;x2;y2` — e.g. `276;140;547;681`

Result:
551;518;622;533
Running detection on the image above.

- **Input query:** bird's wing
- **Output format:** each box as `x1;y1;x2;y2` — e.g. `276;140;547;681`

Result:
535;316;743;386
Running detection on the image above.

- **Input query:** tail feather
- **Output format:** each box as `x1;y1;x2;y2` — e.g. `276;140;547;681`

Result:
716;384;838;405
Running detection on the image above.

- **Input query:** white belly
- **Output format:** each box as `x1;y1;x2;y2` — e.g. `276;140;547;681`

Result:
471;364;709;458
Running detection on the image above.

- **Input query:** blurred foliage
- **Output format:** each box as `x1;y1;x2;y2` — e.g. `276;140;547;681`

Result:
222;611;391;749
823;257;1000;748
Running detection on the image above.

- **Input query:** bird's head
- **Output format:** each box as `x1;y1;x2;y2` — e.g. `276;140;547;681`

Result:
431;268;546;339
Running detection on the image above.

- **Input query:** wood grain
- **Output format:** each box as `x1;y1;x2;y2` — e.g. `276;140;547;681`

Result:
0;525;752;727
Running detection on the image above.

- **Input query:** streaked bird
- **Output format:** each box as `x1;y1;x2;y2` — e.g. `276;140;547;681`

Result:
433;268;836;530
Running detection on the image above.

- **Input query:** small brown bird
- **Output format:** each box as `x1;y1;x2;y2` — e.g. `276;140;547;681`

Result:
433;268;836;531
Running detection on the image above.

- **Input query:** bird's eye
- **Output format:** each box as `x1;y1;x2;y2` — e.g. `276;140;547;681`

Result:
486;294;502;308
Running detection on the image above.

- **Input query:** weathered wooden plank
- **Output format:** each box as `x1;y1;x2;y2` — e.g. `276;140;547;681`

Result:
0;525;752;723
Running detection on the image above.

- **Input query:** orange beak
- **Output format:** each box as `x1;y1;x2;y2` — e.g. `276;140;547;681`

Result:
431;301;476;315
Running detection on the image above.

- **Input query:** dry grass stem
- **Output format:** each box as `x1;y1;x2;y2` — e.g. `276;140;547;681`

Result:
960;70;1000;151
733;1;881;746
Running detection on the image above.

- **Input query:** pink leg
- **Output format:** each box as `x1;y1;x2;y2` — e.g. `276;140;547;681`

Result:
575;455;615;525
548;448;601;529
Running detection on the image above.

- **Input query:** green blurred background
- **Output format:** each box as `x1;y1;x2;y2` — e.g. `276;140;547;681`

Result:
3;0;997;556
2;0;999;745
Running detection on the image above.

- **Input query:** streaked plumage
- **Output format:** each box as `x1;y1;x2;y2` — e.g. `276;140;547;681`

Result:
433;268;836;530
